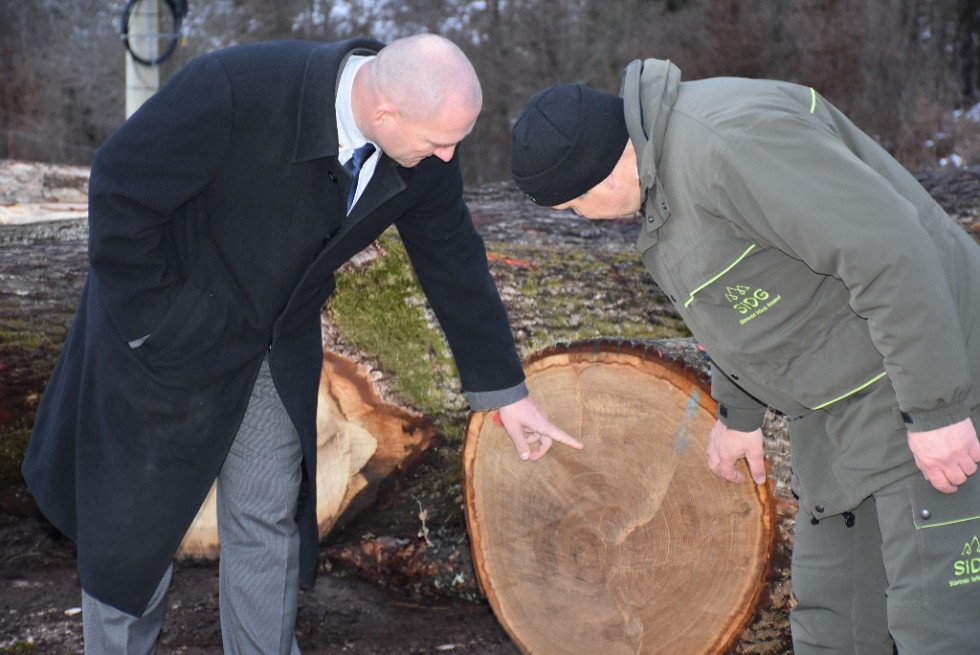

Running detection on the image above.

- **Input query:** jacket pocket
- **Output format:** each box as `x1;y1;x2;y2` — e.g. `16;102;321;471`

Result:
911;478;980;621
666;224;884;412
136;279;231;378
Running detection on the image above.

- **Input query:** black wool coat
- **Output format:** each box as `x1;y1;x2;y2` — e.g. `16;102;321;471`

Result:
22;38;525;616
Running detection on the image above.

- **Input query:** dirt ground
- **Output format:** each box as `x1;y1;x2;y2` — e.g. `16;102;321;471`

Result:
0;510;520;654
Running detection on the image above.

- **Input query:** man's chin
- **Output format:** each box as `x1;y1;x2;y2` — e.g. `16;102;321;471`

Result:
396;157;425;168
595;211;642;222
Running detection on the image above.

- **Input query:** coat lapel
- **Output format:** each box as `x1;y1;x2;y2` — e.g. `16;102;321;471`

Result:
280;38;411;327
346;154;407;223
293;38;384;163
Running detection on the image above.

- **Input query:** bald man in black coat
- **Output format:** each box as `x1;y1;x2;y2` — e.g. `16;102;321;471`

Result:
23;34;580;653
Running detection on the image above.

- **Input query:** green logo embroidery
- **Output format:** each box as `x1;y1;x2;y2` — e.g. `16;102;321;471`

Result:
727;285;781;325
949;536;980;586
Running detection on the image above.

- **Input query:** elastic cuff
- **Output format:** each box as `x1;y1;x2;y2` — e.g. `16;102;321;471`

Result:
902;402;970;432
465;381;528;411
718;404;767;432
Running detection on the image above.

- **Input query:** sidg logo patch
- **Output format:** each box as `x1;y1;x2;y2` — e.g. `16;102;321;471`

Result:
949;536;980;587
727;284;782;325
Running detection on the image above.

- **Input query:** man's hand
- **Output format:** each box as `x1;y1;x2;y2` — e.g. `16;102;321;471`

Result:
706;420;767;484
496;397;583;461
908;418;980;494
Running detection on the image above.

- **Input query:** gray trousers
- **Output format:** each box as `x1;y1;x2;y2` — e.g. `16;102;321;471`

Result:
82;358;304;654
791;469;980;654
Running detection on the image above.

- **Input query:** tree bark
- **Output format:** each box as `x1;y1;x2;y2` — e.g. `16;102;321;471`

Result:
463;338;775;655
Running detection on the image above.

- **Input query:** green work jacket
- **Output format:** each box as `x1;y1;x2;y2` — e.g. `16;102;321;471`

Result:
621;57;980;512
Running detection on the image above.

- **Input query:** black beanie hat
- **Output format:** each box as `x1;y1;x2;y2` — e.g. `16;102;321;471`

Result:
510;83;629;207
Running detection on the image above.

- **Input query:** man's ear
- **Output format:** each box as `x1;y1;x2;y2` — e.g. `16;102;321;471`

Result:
373;101;397;129
603;168;620;189
604;149;632;190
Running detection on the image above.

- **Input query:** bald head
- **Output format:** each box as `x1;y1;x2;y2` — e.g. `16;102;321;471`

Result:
353;34;483;167
372;34;482;121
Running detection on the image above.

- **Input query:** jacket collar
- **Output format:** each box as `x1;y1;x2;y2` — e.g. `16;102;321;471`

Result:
622;58;681;246
293;38;385;163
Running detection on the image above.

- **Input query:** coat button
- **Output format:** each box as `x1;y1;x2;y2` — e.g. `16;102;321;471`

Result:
814;504;825;513
731;373;739;380
328;171;338;183
647;214;655;223
661;201;668;211
920;508;931;520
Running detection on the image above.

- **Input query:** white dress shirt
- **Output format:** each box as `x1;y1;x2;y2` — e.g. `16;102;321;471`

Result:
335;55;379;211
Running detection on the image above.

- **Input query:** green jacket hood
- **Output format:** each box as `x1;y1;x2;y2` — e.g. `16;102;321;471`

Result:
621;58;681;208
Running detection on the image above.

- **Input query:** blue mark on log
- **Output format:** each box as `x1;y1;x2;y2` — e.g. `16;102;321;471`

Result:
674;390;699;455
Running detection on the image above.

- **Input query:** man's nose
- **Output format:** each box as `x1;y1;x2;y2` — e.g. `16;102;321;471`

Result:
433;145;456;162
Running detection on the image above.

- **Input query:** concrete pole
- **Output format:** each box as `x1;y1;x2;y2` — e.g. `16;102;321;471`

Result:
125;0;160;118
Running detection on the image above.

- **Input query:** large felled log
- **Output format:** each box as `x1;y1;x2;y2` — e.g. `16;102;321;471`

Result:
463;339;774;655
177;349;438;558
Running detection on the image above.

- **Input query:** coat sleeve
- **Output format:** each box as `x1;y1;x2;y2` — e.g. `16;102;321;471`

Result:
712;95;972;430
87;54;233;343
394;155;526;409
710;363;768;431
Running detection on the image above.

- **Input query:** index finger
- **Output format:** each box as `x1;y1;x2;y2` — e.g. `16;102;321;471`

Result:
547;428;584;450
493;411;584;451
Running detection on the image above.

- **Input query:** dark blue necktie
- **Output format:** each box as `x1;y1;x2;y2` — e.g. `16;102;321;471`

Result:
344;143;375;211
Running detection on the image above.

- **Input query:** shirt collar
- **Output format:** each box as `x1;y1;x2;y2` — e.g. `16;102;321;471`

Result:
336;55;374;162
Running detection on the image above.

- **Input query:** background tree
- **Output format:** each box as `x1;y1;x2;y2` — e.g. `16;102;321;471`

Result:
0;0;122;162
1;0;978;181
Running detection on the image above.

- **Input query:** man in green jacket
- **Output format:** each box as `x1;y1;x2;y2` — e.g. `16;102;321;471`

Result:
509;60;980;654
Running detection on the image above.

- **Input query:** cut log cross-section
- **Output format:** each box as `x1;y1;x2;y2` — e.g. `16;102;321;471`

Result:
463;339;774;655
